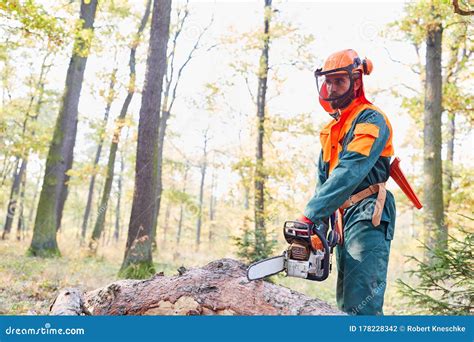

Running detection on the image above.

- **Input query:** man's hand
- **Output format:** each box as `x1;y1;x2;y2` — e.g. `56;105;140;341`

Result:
298;215;313;226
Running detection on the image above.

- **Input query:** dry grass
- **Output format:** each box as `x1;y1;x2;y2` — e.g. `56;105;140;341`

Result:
0;214;422;315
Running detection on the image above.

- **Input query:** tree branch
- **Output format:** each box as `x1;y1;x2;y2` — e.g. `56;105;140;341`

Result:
452;0;473;16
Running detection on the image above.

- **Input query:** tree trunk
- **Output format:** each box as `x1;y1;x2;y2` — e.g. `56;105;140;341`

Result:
16;159;27;240
254;0;271;260
2;158;21;240
209;171;216;242
423;21;446;260
29;0;99;256
161;202;171;248
50;259;343;315
88;0;152;253
114;150;124;242
196;133;208;248
445;112;455;210
27;164;42;231
81;69;117;240
244;184;250;210
176;166;188;245
56;1;100;233
119;0;171;279
151;109;170;248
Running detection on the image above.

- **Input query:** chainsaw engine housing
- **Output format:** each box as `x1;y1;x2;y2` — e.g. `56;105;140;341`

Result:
286;249;325;279
283;221;330;281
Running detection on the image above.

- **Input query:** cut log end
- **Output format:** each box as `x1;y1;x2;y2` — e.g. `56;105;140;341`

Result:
50;259;344;316
49;288;90;316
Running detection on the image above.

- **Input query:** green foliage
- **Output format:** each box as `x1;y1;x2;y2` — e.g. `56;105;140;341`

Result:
118;261;155;280
386;0;459;45
385;0;472;128
0;0;66;45
164;188;194;207
397;226;473;315
72;24;95;58
233;216;277;263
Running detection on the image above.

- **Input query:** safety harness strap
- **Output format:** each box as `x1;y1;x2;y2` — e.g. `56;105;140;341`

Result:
340;182;386;226
335;182;387;246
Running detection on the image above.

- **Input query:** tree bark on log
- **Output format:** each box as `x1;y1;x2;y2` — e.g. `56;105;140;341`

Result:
50;259;343;316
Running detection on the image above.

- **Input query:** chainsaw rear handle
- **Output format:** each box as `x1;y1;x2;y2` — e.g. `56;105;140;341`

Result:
283;221;330;282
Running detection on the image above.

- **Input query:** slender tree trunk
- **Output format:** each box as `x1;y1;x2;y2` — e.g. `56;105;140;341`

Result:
161;203;171;247
151;109;169;248
81;69;117;240
119;0;171;279
244;185;250;210
16;161;27;240
27;164;43;230
254;0;271;259
445;112;455;210
2;158;21;239
0;155;12;186
196;133;208;247
89;0;152;253
57;1;100;233
423;20;446;260
176;166;188;245
114;150;124;242
209;170;216;243
29;0;98;256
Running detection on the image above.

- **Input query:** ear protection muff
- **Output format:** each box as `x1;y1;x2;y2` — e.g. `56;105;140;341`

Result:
362;58;373;75
362;59;368;75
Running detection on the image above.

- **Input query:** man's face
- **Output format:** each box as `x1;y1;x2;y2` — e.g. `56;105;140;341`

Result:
325;73;351;99
316;70;363;110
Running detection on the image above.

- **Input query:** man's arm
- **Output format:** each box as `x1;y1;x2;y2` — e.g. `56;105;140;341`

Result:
304;110;390;223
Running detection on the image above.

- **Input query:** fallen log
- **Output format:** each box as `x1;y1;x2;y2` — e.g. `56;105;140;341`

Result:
50;258;343;315
49;288;90;316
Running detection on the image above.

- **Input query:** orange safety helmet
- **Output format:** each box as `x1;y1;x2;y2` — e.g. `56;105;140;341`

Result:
315;49;373;113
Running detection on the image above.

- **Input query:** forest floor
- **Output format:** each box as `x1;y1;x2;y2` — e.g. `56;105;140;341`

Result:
0;218;420;315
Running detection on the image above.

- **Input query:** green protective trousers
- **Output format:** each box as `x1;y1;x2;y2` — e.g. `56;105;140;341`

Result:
335;219;393;315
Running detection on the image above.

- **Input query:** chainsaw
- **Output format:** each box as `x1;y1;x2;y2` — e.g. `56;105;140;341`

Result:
246;220;338;281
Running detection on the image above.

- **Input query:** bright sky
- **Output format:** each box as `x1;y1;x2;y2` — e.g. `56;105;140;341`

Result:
19;0;472;198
